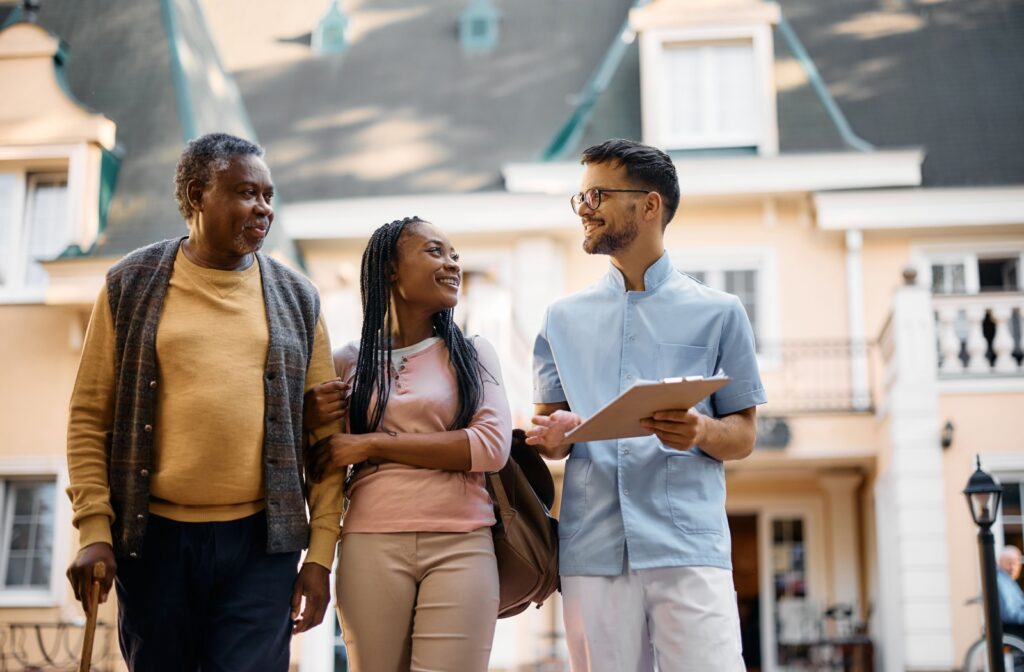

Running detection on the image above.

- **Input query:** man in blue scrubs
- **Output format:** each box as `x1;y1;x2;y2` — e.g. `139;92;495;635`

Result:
528;139;766;671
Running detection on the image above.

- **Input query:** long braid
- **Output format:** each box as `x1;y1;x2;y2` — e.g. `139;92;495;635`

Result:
350;219;407;434
432;309;484;430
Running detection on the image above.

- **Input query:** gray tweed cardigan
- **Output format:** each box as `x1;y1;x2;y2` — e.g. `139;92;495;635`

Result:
104;237;319;559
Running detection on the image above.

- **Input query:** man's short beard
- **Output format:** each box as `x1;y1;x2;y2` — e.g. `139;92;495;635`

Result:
583;217;639;255
234;231;265;254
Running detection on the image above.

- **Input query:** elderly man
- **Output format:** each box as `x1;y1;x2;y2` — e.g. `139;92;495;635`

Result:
65;133;344;671
999;545;1024;639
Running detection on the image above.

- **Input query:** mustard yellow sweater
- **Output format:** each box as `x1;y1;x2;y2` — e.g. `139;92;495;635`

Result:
67;249;343;568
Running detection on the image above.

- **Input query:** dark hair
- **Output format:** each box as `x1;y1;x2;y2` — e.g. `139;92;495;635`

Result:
580;138;680;226
174;132;264;219
349;217;484;435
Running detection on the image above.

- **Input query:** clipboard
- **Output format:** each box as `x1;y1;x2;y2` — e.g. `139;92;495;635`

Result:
562;375;730;444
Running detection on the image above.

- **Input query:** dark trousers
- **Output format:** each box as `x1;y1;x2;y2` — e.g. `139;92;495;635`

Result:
115;512;300;672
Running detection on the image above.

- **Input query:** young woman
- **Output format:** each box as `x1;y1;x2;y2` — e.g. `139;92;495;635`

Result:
307;216;511;672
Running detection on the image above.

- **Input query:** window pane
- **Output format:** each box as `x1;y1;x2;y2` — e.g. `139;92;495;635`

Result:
13;486;35;515
29;554;51;586
979;257;1019;292
24;175;70;288
931;263;967;294
773;516;811;665
663;46;703;138
5;556;27;586
713;42;757;139
8;523;30;551
2;481;56;589
1005;482;1022;518
663;41;757;147
725;269;758;335
0;173;15;287
33;523;52;553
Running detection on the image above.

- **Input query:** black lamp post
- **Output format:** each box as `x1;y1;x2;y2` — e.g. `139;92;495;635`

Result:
964;455;1005;672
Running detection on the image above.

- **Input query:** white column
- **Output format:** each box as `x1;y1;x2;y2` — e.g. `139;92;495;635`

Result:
512;237;564;341
820;471;863;614
991;305;1017;373
299;599;337;672
877;281;955;670
845;229;870;410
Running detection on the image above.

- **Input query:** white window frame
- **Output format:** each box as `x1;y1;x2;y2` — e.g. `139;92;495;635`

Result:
979;453;1024;555
911;240;1024;295
0;143;97;305
640;24;779;155
0;458;71;608
727;495;828;672
670;246;780;369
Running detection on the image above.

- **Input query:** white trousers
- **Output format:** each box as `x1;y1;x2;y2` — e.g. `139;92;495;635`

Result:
562;566;744;672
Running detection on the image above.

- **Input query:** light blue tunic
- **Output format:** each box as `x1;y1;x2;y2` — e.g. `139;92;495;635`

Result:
533;252;767;575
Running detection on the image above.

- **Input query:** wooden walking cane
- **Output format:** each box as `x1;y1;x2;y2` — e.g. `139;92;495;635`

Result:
79;560;105;672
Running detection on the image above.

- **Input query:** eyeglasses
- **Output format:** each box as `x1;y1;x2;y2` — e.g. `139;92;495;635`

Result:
570;188;651;214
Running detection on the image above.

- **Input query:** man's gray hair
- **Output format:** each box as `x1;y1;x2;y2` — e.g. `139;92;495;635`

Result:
174;133;264;219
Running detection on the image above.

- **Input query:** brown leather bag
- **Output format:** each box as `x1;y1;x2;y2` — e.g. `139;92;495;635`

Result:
487;429;560;619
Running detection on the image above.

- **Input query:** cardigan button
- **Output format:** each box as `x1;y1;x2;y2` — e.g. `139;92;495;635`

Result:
139;468;150;477
149;380;157;389
144;424;153;433
136;514;145;520
129;552;138;558
267;372;277;380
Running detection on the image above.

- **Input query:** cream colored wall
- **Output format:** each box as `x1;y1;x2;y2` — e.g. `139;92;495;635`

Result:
940;393;1024;663
0;307;82;459
861;236;914;338
0;305;125;668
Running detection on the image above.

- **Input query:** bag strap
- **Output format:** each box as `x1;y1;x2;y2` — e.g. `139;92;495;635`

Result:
488;471;513;514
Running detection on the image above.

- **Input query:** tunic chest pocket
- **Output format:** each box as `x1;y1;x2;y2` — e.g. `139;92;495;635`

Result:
656;343;711;378
656;343;712;414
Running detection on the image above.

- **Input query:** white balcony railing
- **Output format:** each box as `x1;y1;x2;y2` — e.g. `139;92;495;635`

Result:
934;292;1024;376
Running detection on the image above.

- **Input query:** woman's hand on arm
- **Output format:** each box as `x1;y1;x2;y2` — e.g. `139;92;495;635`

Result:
310;430;473;482
303;379;349;432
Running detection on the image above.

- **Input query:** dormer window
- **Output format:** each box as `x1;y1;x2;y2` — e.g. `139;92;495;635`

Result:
312;0;349;56
661;38;760;151
635;4;780;155
460;0;500;53
0;171;70;298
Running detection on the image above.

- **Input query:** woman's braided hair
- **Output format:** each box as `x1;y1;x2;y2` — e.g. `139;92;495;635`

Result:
349;216;484;435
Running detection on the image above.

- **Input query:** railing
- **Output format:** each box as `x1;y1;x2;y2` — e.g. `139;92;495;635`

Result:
0;621;116;671
933;292;1024;376
758;340;873;414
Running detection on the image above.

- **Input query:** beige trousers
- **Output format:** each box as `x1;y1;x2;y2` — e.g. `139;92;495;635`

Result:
335;527;499;672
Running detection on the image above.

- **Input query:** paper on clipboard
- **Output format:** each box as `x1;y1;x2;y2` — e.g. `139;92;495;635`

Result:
562;374;731;444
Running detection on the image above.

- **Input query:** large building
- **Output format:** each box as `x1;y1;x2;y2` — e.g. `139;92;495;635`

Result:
0;0;1022;670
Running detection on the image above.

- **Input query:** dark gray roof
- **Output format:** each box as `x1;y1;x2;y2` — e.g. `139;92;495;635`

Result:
778;0;1024;186
227;0;1022;194
25;0;290;257
231;0;636;202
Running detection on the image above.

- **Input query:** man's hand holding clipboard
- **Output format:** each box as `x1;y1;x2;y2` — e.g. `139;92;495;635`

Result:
526;373;730;451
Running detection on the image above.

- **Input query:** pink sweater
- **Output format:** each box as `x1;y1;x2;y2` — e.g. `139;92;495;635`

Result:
337;337;512;533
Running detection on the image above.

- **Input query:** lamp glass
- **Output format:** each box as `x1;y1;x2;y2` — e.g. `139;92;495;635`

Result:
969;490;1001;527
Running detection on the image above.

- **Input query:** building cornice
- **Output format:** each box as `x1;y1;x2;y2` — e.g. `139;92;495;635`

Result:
504;149;923;197
815;186;1024;231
